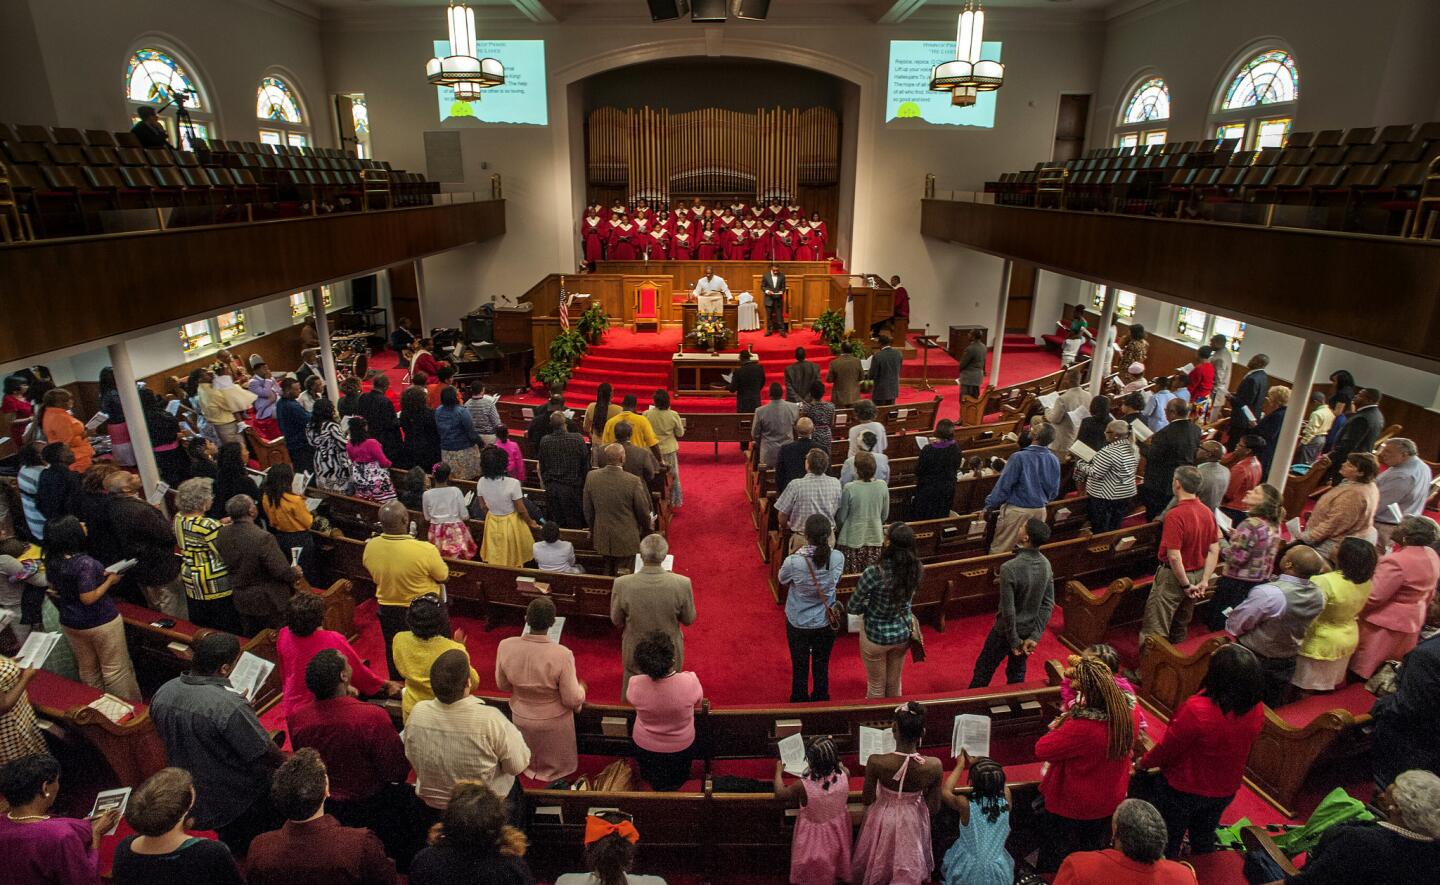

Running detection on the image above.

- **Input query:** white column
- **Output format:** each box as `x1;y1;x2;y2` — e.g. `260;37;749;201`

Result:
1088;284;1118;399
412;259;430;334
988;259;1012;385
107;341;160;500
1267;339;1324;489
312;288;340;398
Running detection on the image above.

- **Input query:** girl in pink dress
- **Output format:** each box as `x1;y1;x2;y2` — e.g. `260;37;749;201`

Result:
774;736;853;884
851;702;942;885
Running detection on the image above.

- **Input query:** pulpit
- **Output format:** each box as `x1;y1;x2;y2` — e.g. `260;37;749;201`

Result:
634;281;660;332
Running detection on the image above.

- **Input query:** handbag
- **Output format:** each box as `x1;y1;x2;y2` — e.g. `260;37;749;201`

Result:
1364;659;1402;697
908;614;926;662
804;556;845;633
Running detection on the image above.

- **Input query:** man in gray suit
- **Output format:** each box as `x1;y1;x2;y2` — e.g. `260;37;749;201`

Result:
583;444;654;575
869;331;904;406
611;533;697;700
826;342;864;408
957;333;988;398
752;382;800;468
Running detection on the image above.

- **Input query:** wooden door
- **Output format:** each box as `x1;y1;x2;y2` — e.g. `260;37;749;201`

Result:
386;263;422;332
1004;262;1037;332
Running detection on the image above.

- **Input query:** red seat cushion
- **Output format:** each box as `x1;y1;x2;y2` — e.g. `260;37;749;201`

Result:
1274;682;1374;728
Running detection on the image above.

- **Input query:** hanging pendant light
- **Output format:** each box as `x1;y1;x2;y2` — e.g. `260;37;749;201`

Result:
930;0;1004;108
426;2;504;101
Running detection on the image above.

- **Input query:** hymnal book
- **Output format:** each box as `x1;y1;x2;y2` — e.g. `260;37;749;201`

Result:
1285;517;1303;540
463;491;476;509
1069;441;1098;462
1178;363;1194;375
847;613;863;634
915;435;930;450
290;547;303;567
90;787;131;834
292;471;313;495
858;726;896;765
860;357;873;372
1038;392;1059;409
1055;507;1072;522
721;372;733;384
1001;432;1019;443
522;615;566;645
84;411;110;433
1240;405;1257;423
15;631;62;669
521;408;535;420
966;520;986;538
166;399;182;415
633;553;675;573
1114;536;1137;552
897;409;913;419
303;497;323;512
1067;406;1089;427
562;409;576;420
1131;422;1153;442
87;694;135;725
951;714;991;758
1215;509;1233;533
227;652;275;704
834;413;847;426
104;558;139;575
1387;502;1404;524
778;732;809;777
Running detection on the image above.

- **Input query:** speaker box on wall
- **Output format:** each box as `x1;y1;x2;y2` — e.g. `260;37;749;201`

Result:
351;275;377;310
647;0;690;21
691;0;727;21
732;0;771;19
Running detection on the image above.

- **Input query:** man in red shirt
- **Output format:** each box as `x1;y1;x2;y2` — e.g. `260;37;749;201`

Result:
287;649;416;862
1141;466;1220;647
1054;799;1196;884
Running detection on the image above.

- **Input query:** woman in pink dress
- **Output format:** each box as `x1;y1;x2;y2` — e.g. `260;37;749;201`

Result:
495;597;587;781
851;701;942;885
492;425;524;480
277;591;394;724
774;736;853;885
1350;515;1440;678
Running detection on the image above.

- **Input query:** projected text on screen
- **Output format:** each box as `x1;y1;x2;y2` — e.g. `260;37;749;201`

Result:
886;40;1000;128
435;39;547;125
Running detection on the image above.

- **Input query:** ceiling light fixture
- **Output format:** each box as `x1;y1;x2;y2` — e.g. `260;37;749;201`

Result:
929;0;1004;108
426;2;504;102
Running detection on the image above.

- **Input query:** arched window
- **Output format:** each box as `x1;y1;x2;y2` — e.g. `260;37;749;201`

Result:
256;74;309;148
125;46;215;149
1114;76;1170;150
1211;48;1299;150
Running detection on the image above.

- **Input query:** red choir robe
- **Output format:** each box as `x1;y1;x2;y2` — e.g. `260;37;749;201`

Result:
786;204;802;222
634;203;655;222
697;229;720;261
581;215;608;262
645;229;670;259
771;231;794;261
764;202;784;221
812;221;828;254
794;225;820;261
724;228;747;261
655;214;673;233
609;223;638;260
608;204;627;221
728;203;746;218
671;232;695;260
748;228;771;260
634;216;652;236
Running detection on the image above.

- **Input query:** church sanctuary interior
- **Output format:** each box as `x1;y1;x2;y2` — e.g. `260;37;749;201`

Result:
4;0;1440;882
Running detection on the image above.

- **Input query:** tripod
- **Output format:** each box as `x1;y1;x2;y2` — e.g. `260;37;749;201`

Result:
156;90;199;150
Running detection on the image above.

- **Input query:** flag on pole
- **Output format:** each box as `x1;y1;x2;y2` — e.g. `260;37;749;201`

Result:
558;277;571;330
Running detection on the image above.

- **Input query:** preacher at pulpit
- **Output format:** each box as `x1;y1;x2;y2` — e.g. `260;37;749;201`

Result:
762;262;787;337
691;265;732;314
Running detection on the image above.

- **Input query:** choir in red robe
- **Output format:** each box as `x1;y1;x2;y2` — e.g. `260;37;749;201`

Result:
578;199;828;262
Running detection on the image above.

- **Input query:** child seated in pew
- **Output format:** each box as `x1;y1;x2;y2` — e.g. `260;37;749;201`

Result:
939;753;1013;885
396;467;427;511
773;736;852;885
423;463;477;560
554;811;668;885
532;521;583;574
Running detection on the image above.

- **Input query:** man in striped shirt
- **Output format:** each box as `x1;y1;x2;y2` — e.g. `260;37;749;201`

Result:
1077;419;1139;534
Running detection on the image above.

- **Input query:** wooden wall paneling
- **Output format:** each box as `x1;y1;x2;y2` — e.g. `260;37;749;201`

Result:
386;262;422;330
0;200;506;364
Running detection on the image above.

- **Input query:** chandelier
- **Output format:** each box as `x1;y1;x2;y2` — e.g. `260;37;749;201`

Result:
930;0;1005;108
425;2;504;102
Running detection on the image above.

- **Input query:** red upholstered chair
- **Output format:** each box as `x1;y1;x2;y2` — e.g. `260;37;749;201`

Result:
635;282;659;332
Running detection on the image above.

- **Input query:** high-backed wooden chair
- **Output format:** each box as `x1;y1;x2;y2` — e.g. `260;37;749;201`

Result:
634;282;660;332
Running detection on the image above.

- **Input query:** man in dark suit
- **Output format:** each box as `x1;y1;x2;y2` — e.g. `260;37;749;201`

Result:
276;377;313;472
957;332;988;399
761;263;787;336
1225;353;1270;446
106;472;183;616
728;349;766;452
784;347;821;403
1328;387;1384;482
1138;397;1201;519
776;417;825;494
357;374;404;464
539;411;589;528
869;331;904;406
214;494;302;636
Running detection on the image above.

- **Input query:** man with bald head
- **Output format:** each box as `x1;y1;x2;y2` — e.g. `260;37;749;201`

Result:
363;499;449;677
776;416;825;494
1225;545;1327;706
106;470;184;616
611;533;696;700
1138;396;1201;519
583;443;654;575
613;419;660;483
538;408;590;529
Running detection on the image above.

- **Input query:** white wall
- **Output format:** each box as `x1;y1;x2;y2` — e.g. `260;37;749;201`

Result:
0;0;334;147
1093;0;1440;144
322;5;1104;334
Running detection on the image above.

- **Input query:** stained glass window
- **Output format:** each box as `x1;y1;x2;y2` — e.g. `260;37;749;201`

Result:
351;97;369;136
288;287;333;319
286;133;307;148
127;48;203;109
1176;307;1209;344
257;76;302;123
1211;316;1247;352
1123;78;1170;124
1216;122;1247;143
180;320;213;353
259;130;283;146
1256;118;1292;149
1089;288;1137;320
1118;133;1140;150
1144;130;1168;147
1223;50;1299;110
216;311;247;344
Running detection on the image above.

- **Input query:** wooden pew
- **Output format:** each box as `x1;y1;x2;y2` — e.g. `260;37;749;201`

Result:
26;669;167;789
961;361;1088;427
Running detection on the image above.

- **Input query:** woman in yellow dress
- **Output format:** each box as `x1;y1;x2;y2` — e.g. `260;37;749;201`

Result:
1293;537;1379;691
475;446;540;568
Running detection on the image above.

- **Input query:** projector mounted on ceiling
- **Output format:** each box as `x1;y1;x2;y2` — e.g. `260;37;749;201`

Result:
646;0;771;23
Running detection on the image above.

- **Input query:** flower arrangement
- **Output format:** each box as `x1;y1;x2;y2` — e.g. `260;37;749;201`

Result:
688;316;730;353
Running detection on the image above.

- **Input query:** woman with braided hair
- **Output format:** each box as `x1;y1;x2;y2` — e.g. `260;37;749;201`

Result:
939;752;1014;885
1034;655;1141;872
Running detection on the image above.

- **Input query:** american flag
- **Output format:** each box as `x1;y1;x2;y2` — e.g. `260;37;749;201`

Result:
558;277;571;330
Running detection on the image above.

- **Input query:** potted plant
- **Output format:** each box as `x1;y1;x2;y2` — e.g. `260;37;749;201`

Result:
576;304;610;345
811;308;847;354
535;360;572;388
534;329;588;389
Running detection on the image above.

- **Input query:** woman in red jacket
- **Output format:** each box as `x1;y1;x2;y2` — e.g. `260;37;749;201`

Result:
1035;656;1140;872
1186;345;1216;409
1138;643;1265;857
